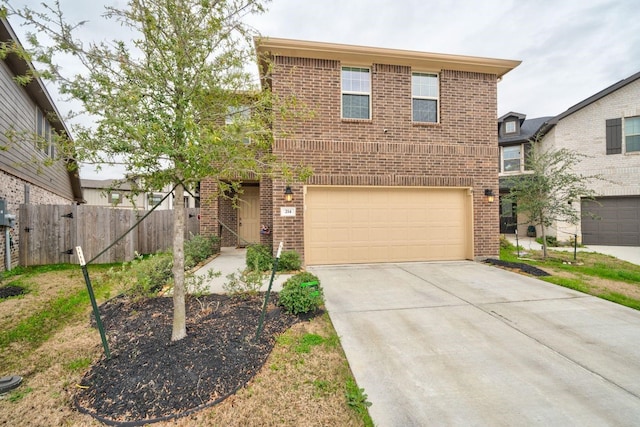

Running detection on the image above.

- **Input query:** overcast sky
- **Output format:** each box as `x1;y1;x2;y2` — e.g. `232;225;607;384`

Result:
6;0;640;179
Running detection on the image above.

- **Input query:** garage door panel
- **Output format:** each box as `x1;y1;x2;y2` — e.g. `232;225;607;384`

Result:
305;187;471;264
581;197;640;246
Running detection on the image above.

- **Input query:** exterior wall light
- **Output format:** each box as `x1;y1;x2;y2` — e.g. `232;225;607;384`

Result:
284;186;294;202
484;189;495;203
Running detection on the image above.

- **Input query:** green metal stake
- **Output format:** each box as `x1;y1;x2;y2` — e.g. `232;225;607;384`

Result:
76;246;111;360
256;242;283;341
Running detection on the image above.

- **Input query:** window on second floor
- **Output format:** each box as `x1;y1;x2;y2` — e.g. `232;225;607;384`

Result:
412;73;439;123
502;145;521;172
35;107;55;158
148;193;163;208
341;67;370;120
606;116;640;154
625;116;640;153
500;143;531;174
505;120;516;134
109;192;121;205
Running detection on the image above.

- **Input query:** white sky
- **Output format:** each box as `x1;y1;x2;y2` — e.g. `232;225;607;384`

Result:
6;0;640;179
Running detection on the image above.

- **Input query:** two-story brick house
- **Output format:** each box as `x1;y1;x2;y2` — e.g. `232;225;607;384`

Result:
200;38;520;265
0;17;83;271
541;71;640;246
497;112;553;235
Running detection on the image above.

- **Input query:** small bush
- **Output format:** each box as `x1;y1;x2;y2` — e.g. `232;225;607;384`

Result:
536;236;558;247
278;272;323;315
184;234;220;270
223;268;266;298
129;253;173;298
499;236;513;250
278;250;302;272
246;244;273;271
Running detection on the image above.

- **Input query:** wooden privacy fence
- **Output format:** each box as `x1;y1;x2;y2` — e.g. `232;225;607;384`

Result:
18;205;200;266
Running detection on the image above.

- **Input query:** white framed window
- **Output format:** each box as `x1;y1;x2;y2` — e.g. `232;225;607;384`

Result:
501;145;521;173
625;116;640;153
412;72;439;123
505;120;516;134
109;192;121;205
148;193;163;207
341;67;370;119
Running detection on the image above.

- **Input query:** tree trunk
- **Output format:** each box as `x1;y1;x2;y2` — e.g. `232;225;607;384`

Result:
171;182;186;341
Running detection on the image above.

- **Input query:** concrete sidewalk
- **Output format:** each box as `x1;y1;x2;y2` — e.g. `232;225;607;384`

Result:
194;247;292;293
312;261;640;426
506;235;640;265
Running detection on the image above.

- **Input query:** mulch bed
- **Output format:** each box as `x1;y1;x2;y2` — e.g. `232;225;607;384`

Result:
75;293;307;425
484;258;551;277
0;285;26;299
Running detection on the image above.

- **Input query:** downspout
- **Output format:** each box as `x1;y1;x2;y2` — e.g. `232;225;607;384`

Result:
4;226;10;271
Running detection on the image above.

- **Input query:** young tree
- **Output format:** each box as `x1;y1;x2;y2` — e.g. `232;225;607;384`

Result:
504;141;599;258
2;0;296;341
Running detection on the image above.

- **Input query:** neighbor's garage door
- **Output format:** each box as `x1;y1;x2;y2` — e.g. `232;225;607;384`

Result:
581;197;640;246
304;186;472;265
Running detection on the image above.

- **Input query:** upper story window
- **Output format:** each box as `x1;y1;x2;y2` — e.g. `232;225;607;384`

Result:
502;145;521;172
505;120;516;134
148;193;163;208
500;143;531;174
341;67;370;120
625;116;640;153
412;72;438;123
606;116;640;154
35;107;55;158
109;192;121;206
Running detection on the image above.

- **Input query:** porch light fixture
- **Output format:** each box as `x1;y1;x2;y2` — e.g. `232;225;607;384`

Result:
484;189;495;203
284;186;294;202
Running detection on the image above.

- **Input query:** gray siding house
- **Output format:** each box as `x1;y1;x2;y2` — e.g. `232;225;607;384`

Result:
0;17;83;271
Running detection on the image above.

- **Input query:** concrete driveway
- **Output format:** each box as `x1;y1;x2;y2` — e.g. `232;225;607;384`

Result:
310;261;640;426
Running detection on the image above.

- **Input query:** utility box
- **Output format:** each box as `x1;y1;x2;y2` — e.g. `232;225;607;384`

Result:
0;199;7;227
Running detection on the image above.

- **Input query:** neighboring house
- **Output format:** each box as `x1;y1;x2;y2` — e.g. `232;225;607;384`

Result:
497;112;553;235
540;71;640;246
82;179;199;210
201;37;520;265
0;17;83;271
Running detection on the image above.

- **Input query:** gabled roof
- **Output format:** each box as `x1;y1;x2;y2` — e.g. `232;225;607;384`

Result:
549;70;640;124
499;116;553;145
82;179;137;191
256;37;521;79
1;17;84;203
498;112;526;124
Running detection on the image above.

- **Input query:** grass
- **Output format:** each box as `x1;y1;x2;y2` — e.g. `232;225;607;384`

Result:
500;237;640;310
0;262;370;427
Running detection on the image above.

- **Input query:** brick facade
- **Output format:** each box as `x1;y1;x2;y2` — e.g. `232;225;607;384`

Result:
270;58;501;261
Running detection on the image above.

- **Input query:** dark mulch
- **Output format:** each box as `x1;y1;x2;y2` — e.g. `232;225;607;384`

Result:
75;293;306;425
484;258;551;277
0;285;26;299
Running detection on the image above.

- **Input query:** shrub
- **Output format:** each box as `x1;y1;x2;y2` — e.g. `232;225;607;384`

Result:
536;236;558;247
223;268;266;298
278;250;302;272
184;234;220;270
278;272;323;315
128;253;173;298
246;244;273;271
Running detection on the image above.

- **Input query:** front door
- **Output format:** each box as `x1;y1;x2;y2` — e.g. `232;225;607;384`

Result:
238;186;260;246
500;196;517;234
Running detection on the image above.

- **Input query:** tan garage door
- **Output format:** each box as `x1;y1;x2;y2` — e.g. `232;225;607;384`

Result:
304;186;472;265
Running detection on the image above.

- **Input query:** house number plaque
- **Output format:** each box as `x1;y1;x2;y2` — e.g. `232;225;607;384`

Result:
280;207;296;217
